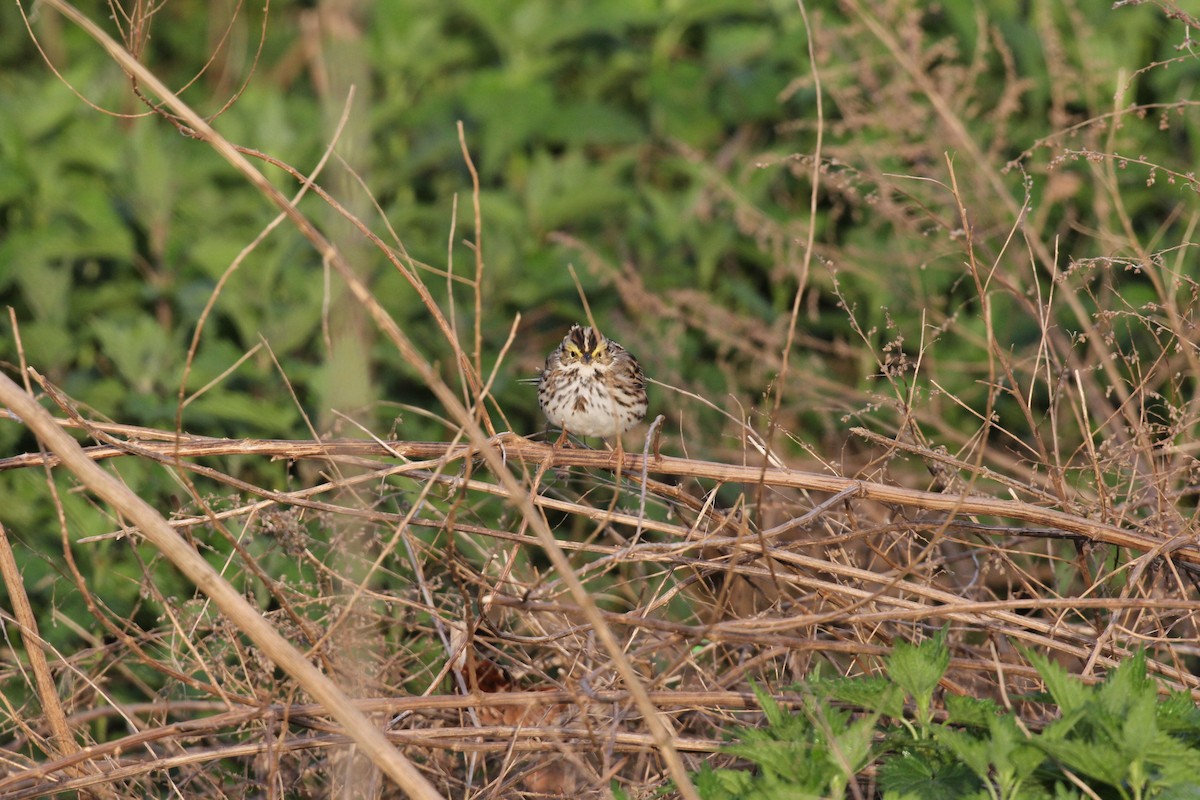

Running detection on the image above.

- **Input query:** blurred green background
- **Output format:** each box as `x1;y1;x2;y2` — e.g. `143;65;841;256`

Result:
1;0;1189;449
1;0;822;445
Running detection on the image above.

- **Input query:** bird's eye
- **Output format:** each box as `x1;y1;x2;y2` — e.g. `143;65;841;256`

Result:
565;344;583;358
592;341;608;358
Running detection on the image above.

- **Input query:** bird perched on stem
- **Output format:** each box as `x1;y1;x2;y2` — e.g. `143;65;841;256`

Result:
536;324;647;451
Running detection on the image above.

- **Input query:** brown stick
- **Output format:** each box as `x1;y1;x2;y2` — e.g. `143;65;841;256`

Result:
0;429;1175;565
0;524;81;765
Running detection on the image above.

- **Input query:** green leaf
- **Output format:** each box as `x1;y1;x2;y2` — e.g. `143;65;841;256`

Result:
826;713;882;795
460;71;557;170
888;628;951;726
1024;649;1088;715
11;256;72;326
945;694;1003;728
878;751;981;800
983;715;1045;798
1036;739;1129;788
184;392;299;433
1121;688;1158;761
1157;691;1200;737
1099;650;1155;720
542;102;644;145
91;316;177;395
648;61;722;145
752;681;787;729
930;726;992;782
816;675;905;719
524;150;635;230
13;320;76;365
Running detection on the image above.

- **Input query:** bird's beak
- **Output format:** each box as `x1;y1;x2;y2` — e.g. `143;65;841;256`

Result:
582;353;592;363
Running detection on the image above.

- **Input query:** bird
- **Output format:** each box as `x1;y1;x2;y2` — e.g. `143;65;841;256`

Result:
536;324;648;444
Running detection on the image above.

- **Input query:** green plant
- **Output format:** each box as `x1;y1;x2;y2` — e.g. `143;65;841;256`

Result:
1027;650;1200;800
697;634;1200;800
693;683;878;799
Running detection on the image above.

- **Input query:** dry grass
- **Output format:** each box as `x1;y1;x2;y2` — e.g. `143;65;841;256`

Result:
6;371;1200;797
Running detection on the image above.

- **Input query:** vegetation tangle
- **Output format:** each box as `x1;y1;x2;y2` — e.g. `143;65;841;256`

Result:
2;1;1200;798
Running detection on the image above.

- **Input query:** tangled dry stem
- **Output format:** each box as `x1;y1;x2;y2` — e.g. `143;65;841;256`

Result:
4;397;1200;797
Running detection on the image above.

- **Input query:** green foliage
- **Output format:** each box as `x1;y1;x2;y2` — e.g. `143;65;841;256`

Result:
1027;650;1200;800
694;684;877;799
0;0;1191;471
888;626;950;730
696;633;1200;800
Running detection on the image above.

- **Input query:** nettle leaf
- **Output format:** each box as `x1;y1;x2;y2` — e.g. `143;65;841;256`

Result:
183;392;299;435
1121;689;1159;759
930;726;991;780
1024;649;1088;715
91;316;177;395
1008;742;1048;788
460;71;556;171
16;320;75;365
542;101;644;146
1099;650;1154;719
1036;738;1129;787
524;150;634;230
12;251;72;325
877;751;981;800
692;762;755;798
708;22;776;67
983;715;1045;796
647;61;722;145
888;628;950;725
669;0;764;26
713;683;880;797
816;675;905;719
720;736;834;795
1158;691;1200;739
827;713;881;793
1038;706;1089;744
752;682;788;729
1143;731;1200;786
945;693;1003;728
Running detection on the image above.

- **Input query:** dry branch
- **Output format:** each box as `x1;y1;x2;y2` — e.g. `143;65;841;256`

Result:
1;426;1184;566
